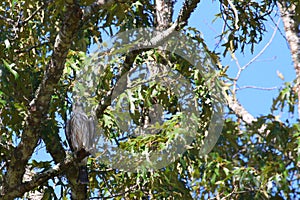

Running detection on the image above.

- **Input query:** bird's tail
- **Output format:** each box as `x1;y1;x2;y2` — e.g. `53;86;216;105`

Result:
78;165;89;184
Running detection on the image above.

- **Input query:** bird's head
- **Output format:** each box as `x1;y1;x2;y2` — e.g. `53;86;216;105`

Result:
72;101;85;113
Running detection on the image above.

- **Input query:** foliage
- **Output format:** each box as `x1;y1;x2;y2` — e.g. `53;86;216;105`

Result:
0;0;299;199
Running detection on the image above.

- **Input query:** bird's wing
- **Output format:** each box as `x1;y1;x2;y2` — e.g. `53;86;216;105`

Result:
71;112;88;152
65;119;74;152
88;117;96;154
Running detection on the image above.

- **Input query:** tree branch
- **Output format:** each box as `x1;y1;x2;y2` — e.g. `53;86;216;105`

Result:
237;85;277;91
176;0;201;28
226;95;256;124
2;155;74;199
14;42;51;54
278;2;300;118
0;14;14;25
3;1;83;198
155;0;174;29
20;0;52;27
96;50;140;118
38;0;116;199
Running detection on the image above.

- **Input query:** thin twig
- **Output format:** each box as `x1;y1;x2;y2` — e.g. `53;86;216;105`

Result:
237;85;278;91
0;14;14;25
14;42;50;53
269;14;289;48
232;17;280;92
227;0;239;30
21;1;52;26
241;18;280;71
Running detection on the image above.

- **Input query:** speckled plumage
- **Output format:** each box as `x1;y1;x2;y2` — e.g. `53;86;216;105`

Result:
66;102;95;184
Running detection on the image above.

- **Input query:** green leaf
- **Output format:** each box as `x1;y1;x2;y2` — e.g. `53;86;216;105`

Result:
2;59;18;79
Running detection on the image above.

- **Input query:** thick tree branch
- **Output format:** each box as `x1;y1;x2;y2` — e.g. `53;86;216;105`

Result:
39;1;115;199
96;50;141;118
3;1;83;198
226;95;256;124
176;0;201;28
278;2;300;118
23;167;44;200
2;155;74;200
155;0;174;29
154;0;201;30
226;94;270;135
38;0;114;168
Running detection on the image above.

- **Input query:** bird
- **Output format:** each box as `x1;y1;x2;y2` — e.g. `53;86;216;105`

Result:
66;102;96;184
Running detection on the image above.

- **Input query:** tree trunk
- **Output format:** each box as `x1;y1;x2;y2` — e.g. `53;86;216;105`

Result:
278;2;300;118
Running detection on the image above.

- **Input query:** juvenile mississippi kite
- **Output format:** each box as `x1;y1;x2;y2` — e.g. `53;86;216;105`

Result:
66;102;95;184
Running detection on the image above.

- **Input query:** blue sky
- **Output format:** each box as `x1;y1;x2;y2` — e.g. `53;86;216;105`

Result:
179;0;296;119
